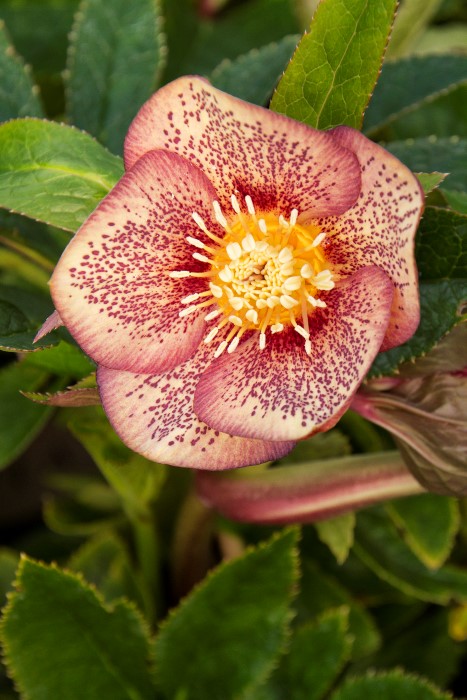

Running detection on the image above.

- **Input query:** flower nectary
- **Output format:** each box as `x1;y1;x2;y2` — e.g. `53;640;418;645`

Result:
172;195;335;358
49;76;424;469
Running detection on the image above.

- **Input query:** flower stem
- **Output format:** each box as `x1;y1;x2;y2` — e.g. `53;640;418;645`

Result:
196;451;424;525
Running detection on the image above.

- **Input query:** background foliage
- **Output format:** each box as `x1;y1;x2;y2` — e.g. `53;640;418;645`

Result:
0;0;466;697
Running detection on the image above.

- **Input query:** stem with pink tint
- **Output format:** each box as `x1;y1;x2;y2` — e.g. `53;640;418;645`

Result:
196;452;424;525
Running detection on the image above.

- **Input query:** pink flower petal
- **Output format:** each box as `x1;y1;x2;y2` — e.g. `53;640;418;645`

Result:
51;149;220;374
97;340;295;470
194;266;394;441
323;126;423;350
124;76;362;218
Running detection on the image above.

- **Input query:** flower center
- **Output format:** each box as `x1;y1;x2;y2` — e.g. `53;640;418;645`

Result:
169;195;334;357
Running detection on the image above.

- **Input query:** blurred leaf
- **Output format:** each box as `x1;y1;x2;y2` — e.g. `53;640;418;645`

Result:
0;19;43;121
449;604;467;641
355;508;467;604
154;529;299;700
66;0;166;155
69;406;166;513
0;549;19;608
364;54;467;137
386;136;467;193
0;361;52;470
364;608;464;688
266;608;353;700
278;430;351;465
22;341;94;378
0;285;60;352
180;0;300;77
296;559;381;660
0;119;123;231
375;82;467;141
68;533;147;611
386;495;460;569
43;494;122;536
330;670;451;700
0;210;70;265
442;189;467;215
271;0;397;129
370;279;467;376
1;557;155;700
315;512;355;565
210;35;299;106
160;0;199;81
412;24;467;54
416;206;467;280
386;0;444;58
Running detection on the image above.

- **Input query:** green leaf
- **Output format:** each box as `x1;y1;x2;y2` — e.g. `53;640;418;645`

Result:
416;206;467;280
0;361;52;470
0;20;43;121
386;0;445;58
385;495;460;570
66;0;166;155
315;512;355;565
370;279;467;376
386;136;467;193
68;406;166;513
210;35;299;106
296;560;381;660
412;24;467;55
153;529;299;700
416;172;447;195
270;0;397;129
0;557;155;700
271;609;353;700
364;54;467;137
23;341;95;379
0;119;123;231
43;494;123;536
442;189;467;215
330;670;451;700
354;508;467;604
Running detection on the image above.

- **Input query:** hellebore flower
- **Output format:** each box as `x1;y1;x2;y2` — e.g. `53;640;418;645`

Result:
352;323;467;496
50;77;423;469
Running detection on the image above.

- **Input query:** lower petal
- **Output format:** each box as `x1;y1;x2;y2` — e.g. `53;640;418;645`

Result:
194;266;394;441
97;342;295;470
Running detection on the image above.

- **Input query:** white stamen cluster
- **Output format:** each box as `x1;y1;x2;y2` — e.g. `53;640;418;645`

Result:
169;194;335;358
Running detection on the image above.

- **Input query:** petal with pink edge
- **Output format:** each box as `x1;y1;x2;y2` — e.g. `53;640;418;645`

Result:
51;149;221;374
194;266;394;442
322;126;423;350
124;76;362;219
97;340;295;470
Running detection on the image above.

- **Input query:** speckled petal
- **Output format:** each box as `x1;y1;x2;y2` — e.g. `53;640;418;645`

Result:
51;149;220;374
194;266;394;441
322;126;423;350
124;76;362;219
97;341;296;469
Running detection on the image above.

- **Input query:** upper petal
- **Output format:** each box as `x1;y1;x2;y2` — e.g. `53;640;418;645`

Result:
51;149;220;374
323;126;423;350
194;266;394;441
97;341;295;470
124;76;362;219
